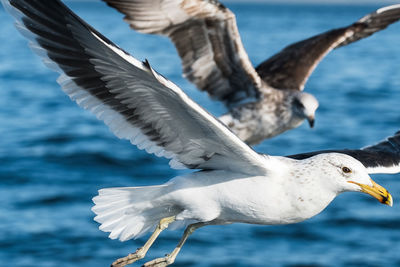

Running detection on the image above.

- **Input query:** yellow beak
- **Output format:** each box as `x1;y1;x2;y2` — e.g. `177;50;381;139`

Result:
349;179;393;207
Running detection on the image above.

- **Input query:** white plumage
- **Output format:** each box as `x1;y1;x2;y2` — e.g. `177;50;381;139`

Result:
92;154;391;246
1;1;394;267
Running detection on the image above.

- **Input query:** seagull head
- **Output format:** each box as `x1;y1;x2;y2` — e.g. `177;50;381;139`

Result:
292;92;319;128
314;153;393;206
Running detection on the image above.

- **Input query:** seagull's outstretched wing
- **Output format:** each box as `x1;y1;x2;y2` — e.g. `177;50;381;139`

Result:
102;0;262;106
256;4;400;91
2;0;268;175
288;131;400;174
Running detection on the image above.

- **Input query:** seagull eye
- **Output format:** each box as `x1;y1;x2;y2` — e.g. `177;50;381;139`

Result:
293;98;305;109
342;167;352;173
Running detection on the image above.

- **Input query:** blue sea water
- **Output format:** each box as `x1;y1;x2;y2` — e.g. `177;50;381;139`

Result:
0;1;399;266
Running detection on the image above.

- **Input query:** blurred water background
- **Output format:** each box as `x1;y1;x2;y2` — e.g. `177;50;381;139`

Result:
0;1;400;266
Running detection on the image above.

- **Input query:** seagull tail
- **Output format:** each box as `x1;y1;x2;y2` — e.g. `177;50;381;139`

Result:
91;185;177;241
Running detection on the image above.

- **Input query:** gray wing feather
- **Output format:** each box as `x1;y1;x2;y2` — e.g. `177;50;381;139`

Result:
256;4;400;91
2;0;267;175
103;0;262;106
338;4;400;47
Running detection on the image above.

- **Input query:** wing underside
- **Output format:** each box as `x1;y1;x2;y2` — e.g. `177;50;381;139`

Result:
2;0;268;175
103;0;263;106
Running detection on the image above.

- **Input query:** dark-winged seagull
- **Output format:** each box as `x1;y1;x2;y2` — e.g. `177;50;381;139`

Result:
102;0;400;144
1;1;396;267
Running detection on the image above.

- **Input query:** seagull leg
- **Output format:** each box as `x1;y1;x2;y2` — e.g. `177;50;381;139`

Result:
111;216;176;267
142;222;206;267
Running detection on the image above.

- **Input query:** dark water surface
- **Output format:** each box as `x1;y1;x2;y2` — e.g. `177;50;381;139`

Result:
1;1;399;266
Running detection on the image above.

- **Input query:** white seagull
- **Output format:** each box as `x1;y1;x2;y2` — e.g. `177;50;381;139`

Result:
1;1;396;267
103;0;400;144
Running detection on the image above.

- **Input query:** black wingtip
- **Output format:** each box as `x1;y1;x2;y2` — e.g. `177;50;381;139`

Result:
142;58;151;70
142;59;151;69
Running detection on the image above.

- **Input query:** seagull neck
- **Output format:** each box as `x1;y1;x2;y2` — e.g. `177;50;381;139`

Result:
279;158;339;221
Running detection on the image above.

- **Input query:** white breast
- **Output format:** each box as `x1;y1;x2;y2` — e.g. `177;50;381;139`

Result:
164;168;337;226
